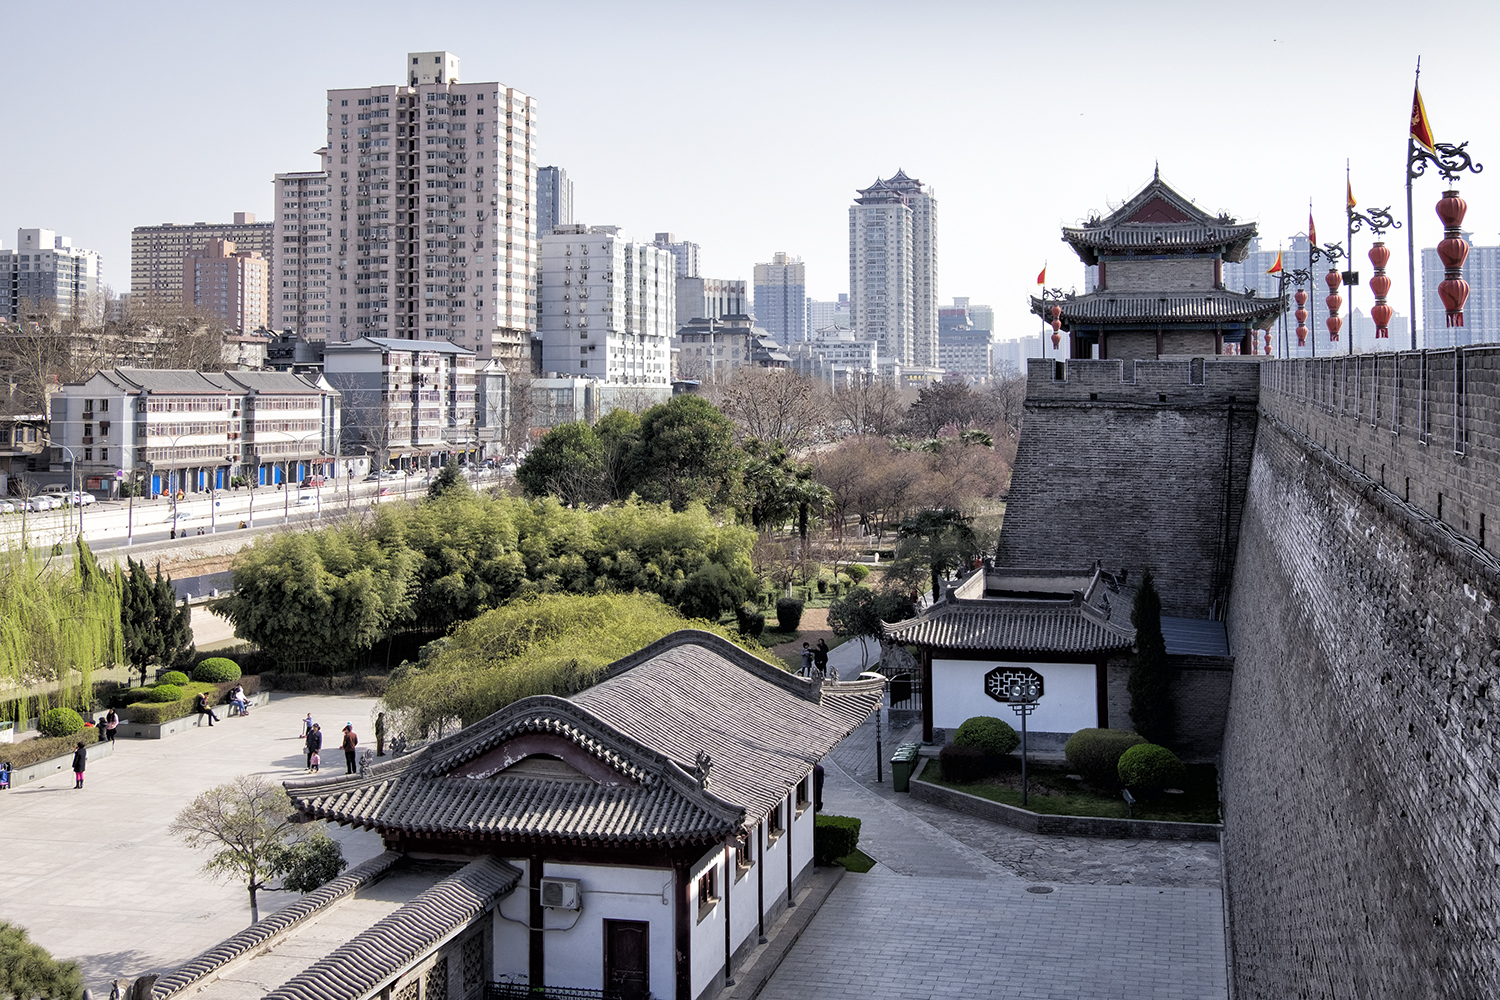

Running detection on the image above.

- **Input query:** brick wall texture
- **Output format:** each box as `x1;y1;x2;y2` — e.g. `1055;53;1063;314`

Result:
1222;353;1500;997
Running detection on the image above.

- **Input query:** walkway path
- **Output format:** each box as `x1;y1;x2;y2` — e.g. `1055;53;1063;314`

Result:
0;692;387;992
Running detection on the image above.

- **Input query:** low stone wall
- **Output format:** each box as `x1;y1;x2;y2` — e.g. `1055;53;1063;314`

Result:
113;691;271;740
909;760;1221;842
7;738;116;788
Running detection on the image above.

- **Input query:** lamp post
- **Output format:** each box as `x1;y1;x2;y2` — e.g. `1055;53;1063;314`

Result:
1304;231;1346;355
1007;677;1041;807
1345;165;1402;354
1037;286;1071;359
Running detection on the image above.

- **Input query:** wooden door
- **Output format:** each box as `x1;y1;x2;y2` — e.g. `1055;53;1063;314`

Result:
603;919;650;1000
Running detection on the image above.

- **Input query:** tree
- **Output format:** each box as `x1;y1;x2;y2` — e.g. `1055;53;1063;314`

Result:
892;508;978;602
827;377;909;437
717;367;826;452
827;588;917;669
0;922;83;1000
515;421;605;506
121;558;193;686
625;395;742;512
1126;569;1175;744
904;381;982;438
427;461;472;501
594;408;641;502
169;775;345;924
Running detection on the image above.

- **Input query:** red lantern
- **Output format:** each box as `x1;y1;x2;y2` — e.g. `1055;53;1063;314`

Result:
1369;241;1392;339
1294;288;1308;346
1264;330;1272;355
1048;304;1062;322
1050;329;1061;350
1295;288;1308;307
1296;324;1308;347
1436;189;1471;327
1324;270;1343;341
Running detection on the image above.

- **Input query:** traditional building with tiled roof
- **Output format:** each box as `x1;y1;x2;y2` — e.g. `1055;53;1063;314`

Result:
144;630;882;1000
1030;168;1286;359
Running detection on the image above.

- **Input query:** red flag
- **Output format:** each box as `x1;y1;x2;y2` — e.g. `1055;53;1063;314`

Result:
1347;179;1356;209
1266;250;1283;275
1411;84;1436;152
1309;211;1317;248
1036;266;1046;285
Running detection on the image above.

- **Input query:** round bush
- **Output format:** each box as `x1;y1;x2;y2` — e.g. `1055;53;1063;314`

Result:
1117;743;1186;792
953;716;1020;758
158;670;190;686
193;657;242;683
846;564;871;583
38;707;85;737
1065;728;1147;786
147;684;184;703
775;597;805;632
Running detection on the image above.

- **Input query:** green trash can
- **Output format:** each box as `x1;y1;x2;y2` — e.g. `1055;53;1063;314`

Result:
891;742;920;793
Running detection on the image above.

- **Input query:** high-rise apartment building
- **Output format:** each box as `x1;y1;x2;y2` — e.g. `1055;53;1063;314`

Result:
0;229;104;326
322;51;537;364
183;239;269;332
131;214;273;313
676;276;747;323
273;169;333;339
537;166;573;236
1423;234;1500;348
807;293;850;332
849;170;938;376
653;233;700;279
539;225;674;385
753;252;807;343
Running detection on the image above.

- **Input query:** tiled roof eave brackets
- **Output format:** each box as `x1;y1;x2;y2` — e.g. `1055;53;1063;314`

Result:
881;605;1136;654
1028;293;1287;327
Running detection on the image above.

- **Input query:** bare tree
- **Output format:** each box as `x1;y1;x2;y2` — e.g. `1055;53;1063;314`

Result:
717;367;827;452
828;376;909;437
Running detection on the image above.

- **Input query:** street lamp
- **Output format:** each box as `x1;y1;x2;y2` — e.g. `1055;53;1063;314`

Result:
1345;164;1402;354
1007;677;1041;807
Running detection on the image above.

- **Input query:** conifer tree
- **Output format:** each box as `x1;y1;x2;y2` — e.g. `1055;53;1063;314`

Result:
121;558;193;686
1126;569;1175;743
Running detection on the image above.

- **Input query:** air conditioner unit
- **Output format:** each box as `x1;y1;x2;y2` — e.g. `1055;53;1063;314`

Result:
539;877;580;910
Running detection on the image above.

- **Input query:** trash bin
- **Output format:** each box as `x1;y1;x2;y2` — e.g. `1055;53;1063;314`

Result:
891;742;920;793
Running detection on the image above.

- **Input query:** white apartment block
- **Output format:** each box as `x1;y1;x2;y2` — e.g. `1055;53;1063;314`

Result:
0;229;104;326
322;51;537;366
785;326;878;387
132;214;273;314
540;226;674;385
273;171;333;338
849;170;938;377
806;294;850;332
676;276;747;323
184;239;268;333
653;233;700;279
323;336;478;468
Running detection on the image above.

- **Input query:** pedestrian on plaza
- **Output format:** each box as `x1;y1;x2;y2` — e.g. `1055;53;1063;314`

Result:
814;639;830;677
194;691;219;727
799;642;814;676
229;684;248;716
341;723;359;774
300;712;314;738
0;761;11;790
306;724;322;771
72;741;87;789
105;707;119;743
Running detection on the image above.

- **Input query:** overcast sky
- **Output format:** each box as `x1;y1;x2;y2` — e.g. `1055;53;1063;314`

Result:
5;0;1500;342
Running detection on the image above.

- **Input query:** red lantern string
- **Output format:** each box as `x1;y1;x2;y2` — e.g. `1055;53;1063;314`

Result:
1368;242;1392;339
1324;270;1343;342
1294;288;1308;347
1436;189;1470;327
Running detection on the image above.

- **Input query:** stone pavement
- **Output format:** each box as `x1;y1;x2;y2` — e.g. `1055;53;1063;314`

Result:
0;692;387;992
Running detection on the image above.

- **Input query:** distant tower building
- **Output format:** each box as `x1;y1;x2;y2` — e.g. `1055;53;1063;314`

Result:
539;225;674;384
806;293;850;332
653;233;700;279
325;51;537;363
183;239;269;332
272;168;333;339
849;170;939;377
1422;234;1500;348
131;214;273;314
537;166;573;237
0;228;104;325
753;252;807;343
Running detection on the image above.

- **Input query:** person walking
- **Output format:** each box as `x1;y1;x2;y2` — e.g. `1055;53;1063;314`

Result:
72;741;88;789
194;691;219;727
341;723;359;774
300;712;314;739
104;707;119;743
305;723;322;772
813;639;830;678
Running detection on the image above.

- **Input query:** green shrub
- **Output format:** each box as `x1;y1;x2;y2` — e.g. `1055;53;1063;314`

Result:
147;684;183;703
938;745;989;784
1064;728;1147;786
953;716;1020;758
37;707;85;737
1117;743;1186;793
6;729;99;770
846;564;870;583
813;814;862;866
193;657;242;683
775;597;805;632
158;670;190;686
816;578;828;594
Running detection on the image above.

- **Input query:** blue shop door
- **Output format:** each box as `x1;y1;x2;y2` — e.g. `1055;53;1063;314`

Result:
215;468;226;489
151;474;162;495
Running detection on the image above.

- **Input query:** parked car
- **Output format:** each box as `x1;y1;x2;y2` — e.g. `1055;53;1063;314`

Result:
301;475;327;488
69;491;97;506
41;484;71;496
23;497;53;512
0;501;15;514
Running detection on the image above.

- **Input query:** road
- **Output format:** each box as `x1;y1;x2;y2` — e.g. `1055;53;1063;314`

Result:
1;470;506;552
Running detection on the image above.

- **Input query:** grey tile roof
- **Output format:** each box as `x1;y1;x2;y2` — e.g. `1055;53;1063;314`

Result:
153;851;403;999
1030;292;1286;326
883;599;1136;653
213;371;328;394
113;369;234;394
286;631;883;843
262;857;520;1000
1061;175;1259;264
1161;616;1230;657
326;336;475;356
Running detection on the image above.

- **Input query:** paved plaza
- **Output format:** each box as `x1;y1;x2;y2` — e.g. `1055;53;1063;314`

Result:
0;692;387;991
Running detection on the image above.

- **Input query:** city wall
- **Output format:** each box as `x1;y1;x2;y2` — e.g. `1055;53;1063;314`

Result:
1221;348;1500;997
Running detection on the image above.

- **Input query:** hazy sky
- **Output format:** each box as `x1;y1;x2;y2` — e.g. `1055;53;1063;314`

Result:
6;0;1500;341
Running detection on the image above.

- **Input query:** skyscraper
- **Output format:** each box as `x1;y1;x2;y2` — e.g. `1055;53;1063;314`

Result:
273;170;332;338
132;214;273;313
849;170;938;376
653;233;700;279
806;293;850;332
0;228;103;326
537;166;573;236
323;51;537;363
753;252;807;343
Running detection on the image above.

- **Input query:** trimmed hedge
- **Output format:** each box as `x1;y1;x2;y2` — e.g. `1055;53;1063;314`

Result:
813;814;862;866
147;684;184;703
845;564;871;583
158;671;190;686
38;707;86;737
6;728;99;770
1064;728;1147;786
124;681;216;725
938;745;990;784
953;716;1020;759
775;597;805;632
193;657;242;684
1117;742;1186;793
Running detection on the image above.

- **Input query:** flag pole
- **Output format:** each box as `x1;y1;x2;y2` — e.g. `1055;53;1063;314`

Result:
1406;57;1421;351
1346;160;1355;356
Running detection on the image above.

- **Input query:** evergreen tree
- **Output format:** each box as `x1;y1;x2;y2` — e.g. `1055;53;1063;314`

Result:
121;558;193;686
1126;569;1175;744
0;921;83;1000
426;460;471;501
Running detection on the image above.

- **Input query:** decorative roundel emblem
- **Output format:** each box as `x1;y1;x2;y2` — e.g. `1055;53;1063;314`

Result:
984;665;1044;703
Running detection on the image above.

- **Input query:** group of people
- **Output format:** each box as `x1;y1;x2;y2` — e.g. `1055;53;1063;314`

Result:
301;714;359;774
800;639;831;677
194;685;251;726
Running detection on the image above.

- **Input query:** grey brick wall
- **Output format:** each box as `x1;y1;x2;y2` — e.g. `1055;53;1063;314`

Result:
1221;405;1500;999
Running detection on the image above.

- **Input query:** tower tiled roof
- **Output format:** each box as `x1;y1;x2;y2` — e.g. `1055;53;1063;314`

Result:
1028;290;1286;327
1062;174;1259;265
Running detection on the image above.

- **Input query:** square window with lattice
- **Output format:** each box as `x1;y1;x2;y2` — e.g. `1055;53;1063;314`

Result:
426;959;448;1000
461;935;484;997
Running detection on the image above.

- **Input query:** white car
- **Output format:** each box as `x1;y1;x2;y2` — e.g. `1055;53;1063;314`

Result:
295;494;317;506
169;512;194;527
23;497;53;512
0;501;15;514
69;491;97;506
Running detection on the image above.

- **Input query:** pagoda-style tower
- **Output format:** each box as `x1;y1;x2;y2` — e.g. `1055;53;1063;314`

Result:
1032;170;1285;358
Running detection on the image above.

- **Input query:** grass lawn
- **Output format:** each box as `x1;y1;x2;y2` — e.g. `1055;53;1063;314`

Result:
836;848;877;873
916;758;1221;825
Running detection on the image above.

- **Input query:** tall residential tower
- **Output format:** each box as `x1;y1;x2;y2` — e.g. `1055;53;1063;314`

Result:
849;170;938;376
537;166;573;236
753;252;807;343
0;228;103;326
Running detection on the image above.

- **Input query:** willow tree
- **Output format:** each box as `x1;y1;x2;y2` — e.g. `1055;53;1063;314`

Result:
0;539;124;725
